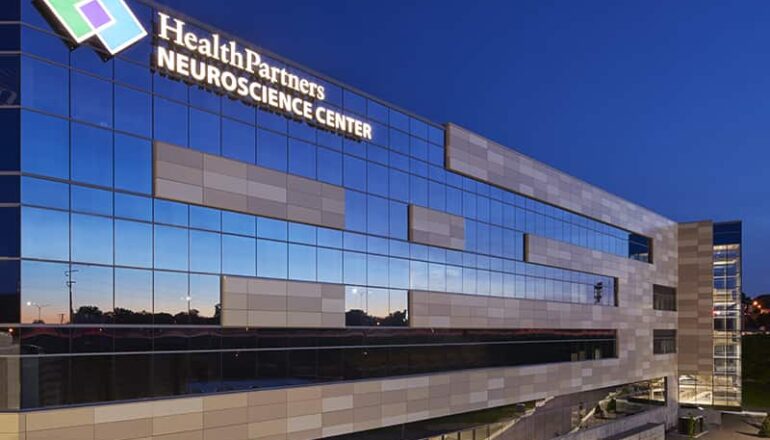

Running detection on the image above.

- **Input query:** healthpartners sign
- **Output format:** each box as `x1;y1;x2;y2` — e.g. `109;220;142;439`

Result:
155;13;373;141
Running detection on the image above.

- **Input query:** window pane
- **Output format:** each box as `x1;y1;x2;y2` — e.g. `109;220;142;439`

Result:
256;129;287;171
153;271;189;325
71;264;113;324
190;109;220;155
257;239;286;278
21;260;70;324
317;248;342;283
71;214;113;264
154;225;189;271
190;274;220;324
21;177;68;209
190;206;221;231
222;211;254;236
154;200;188;227
154;97;188;146
22;207;69;261
288;139;316;179
71;72;112;128
190;230;221;274
115;86;151;137
21;111;69;179
115;220;153;268
114;268;153;324
115;193;152;221
222;118;255;164
115;134;152;194
288;244;316;281
21;56;68;116
71;186;112;216
71;123;113;187
222;234;255;276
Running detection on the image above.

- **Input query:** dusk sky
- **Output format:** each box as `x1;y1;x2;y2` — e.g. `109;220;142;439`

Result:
155;0;769;296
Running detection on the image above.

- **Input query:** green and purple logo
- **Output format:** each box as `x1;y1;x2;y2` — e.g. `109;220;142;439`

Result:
39;0;147;55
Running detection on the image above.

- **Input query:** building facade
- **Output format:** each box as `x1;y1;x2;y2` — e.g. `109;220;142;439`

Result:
678;221;742;408
0;1;687;439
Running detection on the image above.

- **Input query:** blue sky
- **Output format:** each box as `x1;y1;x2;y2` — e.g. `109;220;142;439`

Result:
155;0;769;296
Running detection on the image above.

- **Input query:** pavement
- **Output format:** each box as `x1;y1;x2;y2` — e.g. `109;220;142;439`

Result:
667;413;767;439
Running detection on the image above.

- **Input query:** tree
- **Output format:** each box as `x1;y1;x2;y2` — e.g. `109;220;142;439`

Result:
759;413;770;438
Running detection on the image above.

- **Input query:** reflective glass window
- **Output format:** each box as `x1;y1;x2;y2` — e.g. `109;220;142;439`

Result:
367;162;388;197
71;123;113;187
71;72;112;127
115;220;153;268
345;191;366;233
222;118;256;164
115;134;152;194
190;206;220;231
256;129;287;171
21;111;69;179
222;234;256;276
257;217;287;240
114;268;152;324
222;98;254;123
222;211;254;236
21;207;69;261
288;244;316;281
21;260;70;324
71;186;112;216
343;155;366;191
317;248;342;283
71;214;113;264
21;177;68;209
153;271;189;325
115;193;152;221
190;86;220;113
189;274;220;324
317;148;342;185
115;58;151;90
154;97;188;146
343;251;366;285
258;109;287;133
153;74;187;102
154;225;189;271
190;109;221;155
154;200;188;227
115;86;151;138
366;195;388;236
288;139;316;179
190;230;221;274
71;264;113;324
257;239;287;278
21;27;67;64
21;56;68;116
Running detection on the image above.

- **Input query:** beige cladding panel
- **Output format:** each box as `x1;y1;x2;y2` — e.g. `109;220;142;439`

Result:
221;276;345;328
444;124;678;272
408;205;465;250
4;367;676;440
676;221;714;376
154;142;346;230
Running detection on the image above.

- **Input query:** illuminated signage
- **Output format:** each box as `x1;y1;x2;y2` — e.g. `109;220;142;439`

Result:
39;0;147;55
154;13;373;141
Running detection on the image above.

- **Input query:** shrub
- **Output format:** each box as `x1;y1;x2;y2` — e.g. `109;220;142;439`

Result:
687;416;696;439
606;398;617;413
